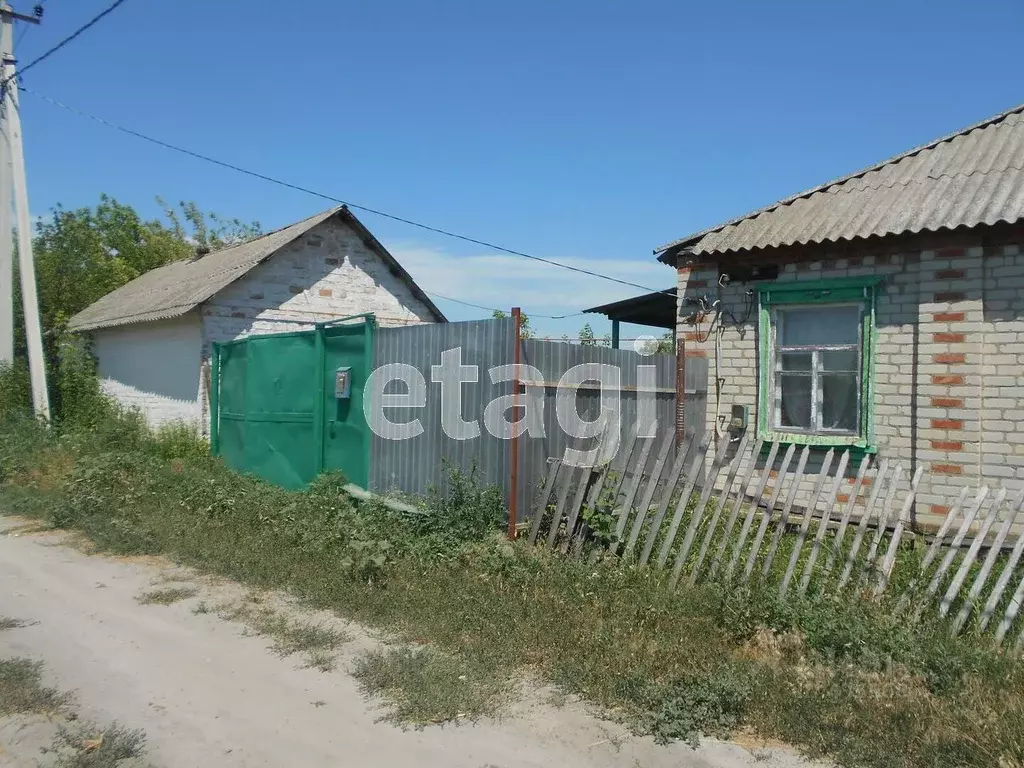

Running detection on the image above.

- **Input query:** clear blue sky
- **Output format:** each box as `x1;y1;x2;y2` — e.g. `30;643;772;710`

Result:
16;0;1024;338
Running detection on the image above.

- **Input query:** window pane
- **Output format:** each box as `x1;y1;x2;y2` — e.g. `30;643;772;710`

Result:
822;349;859;371
822;373;858;432
778;374;812;429
779;352;812;371
779;305;861;347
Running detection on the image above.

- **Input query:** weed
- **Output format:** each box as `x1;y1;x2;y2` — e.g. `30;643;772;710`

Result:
53;723;149;768
0;657;69;715
0;616;25;630
353;646;506;726
219;604;348;670
136;586;198;605
192;600;210;615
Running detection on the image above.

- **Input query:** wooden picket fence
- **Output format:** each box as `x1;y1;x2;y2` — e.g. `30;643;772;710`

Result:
526;429;1024;648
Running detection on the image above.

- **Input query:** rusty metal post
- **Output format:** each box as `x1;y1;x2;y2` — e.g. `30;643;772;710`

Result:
508;307;522;539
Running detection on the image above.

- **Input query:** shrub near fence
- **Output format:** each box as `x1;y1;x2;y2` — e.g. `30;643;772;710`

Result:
530;430;1024;647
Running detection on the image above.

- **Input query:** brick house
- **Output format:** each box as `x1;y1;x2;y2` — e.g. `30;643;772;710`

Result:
655;101;1024;525
68;205;445;431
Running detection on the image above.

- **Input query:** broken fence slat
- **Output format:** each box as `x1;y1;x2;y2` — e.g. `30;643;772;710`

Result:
709;438;764;580
782;449;846;597
528;458;564;545
669;435;734;589
689;431;753;586
799;450;856;596
742;443;798;580
894;486;970;613
612;437;657;547
622;433;676;557
822;455;871;578
939;488;1007;619
654;435;714;569
545;462;579;549
874;466;924;598
857;462;905;591
914;487;990;621
979;495;1024;633
837;459;892;592
561;458;597;555
996;559;1024;644
725;442;781;580
637;435;697;566
952;487;1024;636
761;446;814;579
745;442;798;581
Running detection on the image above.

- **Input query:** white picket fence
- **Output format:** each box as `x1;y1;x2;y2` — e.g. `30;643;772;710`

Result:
527;430;1024;647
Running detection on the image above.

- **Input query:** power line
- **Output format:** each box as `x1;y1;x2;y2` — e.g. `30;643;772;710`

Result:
3;0;129;88
425;290;587;320
22;86;673;299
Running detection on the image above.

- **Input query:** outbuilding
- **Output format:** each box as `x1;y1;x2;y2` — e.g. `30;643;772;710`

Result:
68;205;445;432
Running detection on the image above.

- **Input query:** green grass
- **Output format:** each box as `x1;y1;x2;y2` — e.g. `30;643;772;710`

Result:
0;657;69;715
136;586;199;605
353;646;506;725
1;402;1023;767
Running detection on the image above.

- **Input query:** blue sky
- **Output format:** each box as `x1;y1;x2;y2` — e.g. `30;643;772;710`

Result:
17;0;1024;338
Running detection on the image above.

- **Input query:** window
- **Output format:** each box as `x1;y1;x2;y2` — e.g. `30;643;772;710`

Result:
757;277;882;450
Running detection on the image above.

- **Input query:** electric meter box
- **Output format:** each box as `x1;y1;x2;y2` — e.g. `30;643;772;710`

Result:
334;367;352;399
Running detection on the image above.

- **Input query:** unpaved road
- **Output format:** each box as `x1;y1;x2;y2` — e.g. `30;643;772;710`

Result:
0;516;821;768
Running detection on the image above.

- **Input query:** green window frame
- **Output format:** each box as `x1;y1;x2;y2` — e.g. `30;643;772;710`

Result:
756;276;883;452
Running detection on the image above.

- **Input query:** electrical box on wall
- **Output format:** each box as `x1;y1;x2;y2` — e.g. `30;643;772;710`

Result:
334;367;352;399
730;404;749;431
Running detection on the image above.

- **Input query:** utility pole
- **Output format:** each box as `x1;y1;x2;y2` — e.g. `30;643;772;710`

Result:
0;2;49;418
0;7;13;366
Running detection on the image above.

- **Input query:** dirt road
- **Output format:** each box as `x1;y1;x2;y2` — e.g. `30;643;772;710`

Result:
0;516;819;768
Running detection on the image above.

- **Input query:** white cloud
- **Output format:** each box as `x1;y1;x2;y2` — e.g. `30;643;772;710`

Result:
391;244;673;323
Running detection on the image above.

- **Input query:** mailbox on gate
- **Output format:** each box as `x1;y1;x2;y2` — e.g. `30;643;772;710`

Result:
334;366;352;399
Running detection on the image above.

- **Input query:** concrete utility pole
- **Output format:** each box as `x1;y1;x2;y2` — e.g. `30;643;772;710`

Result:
0;2;49;418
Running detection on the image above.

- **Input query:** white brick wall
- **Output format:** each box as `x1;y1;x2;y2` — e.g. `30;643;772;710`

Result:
676;237;1024;528
93;312;204;428
94;216;438;433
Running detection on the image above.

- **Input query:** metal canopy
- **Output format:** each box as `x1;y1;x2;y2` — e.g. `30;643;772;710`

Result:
585;288;676;329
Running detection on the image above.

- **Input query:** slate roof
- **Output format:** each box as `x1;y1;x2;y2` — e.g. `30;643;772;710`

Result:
68;206;445;331
657;101;1024;261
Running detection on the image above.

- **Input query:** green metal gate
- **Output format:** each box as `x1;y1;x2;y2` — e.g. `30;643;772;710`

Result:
211;315;374;489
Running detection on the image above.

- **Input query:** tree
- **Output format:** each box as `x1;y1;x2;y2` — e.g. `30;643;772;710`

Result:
492;309;533;340
10;194;261;420
578;322;597;346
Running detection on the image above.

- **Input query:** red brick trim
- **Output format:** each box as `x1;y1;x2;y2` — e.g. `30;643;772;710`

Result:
930;397;964;408
933;332;965;343
930;504;951;516
934;292;966;302
931;418;964;430
319;289;333;297
836;493;850;504
685;349;707;358
931;440;964;451
932;463;963;475
937;247;965;258
935;269;966;280
931;374;965;385
934;353;965;364
688;280;708;289
933;312;965;322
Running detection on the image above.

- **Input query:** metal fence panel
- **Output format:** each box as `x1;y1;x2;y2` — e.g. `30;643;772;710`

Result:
370;318;515;499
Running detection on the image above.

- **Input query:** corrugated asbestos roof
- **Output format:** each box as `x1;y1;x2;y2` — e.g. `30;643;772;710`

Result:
656;101;1024;260
68;206;445;331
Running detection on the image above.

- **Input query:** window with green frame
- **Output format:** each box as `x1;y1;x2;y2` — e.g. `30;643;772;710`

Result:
756;276;883;451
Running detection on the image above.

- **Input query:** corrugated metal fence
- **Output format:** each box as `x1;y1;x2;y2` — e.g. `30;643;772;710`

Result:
371;319;708;514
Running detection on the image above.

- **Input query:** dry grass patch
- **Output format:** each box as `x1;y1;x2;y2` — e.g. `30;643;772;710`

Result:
136;586;198;605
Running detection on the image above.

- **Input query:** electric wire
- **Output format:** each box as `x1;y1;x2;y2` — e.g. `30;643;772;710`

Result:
22;86;674;299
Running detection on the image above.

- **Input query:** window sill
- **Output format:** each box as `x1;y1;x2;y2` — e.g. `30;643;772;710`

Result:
757;431;877;460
